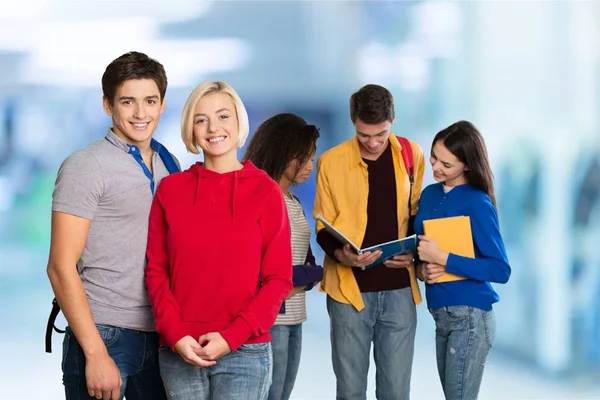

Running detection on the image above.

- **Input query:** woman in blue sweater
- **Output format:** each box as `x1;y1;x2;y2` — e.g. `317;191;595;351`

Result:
414;121;511;400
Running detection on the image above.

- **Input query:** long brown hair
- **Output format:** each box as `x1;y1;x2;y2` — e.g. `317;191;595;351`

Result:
433;121;497;207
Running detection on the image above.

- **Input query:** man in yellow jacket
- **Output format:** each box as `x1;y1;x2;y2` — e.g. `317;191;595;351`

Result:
313;84;425;400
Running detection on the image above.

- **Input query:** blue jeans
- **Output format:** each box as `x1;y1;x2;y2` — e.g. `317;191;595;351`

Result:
327;288;417;400
62;324;166;400
159;342;272;400
429;307;495;400
268;324;302;400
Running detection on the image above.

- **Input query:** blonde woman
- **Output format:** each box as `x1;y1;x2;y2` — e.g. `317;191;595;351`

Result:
145;81;293;399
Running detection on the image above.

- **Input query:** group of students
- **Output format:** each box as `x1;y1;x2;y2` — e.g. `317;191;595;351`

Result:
45;51;511;400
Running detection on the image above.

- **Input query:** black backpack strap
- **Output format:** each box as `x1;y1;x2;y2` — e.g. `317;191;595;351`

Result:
45;298;65;353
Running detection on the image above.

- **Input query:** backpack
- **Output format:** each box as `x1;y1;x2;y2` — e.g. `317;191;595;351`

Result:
44;140;181;353
396;136;416;235
396;136;415;215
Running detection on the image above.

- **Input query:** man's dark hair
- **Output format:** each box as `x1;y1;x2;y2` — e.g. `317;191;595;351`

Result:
243;113;320;184
101;51;167;105
349;84;395;124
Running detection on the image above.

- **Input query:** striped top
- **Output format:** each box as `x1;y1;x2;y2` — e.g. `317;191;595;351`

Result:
274;194;311;325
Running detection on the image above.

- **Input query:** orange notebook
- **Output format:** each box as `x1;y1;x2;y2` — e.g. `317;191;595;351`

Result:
422;216;475;283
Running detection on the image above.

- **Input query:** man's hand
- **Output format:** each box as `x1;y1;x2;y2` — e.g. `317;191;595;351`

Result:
417;235;449;266
421;263;446;284
194;332;232;361
85;351;122;400
334;244;382;268
287;285;307;299
384;253;413;269
174;336;217;367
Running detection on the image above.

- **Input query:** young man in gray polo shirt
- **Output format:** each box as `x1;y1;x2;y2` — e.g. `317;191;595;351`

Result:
46;52;179;400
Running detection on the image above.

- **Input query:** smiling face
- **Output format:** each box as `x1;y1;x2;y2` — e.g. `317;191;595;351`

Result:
192;92;239;158
430;140;468;187
102;78;165;146
354;118;392;159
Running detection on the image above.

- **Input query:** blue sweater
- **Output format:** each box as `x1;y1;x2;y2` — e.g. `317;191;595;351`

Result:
414;183;511;311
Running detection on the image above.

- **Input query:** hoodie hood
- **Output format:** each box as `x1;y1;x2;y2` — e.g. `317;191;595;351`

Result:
189;160;267;221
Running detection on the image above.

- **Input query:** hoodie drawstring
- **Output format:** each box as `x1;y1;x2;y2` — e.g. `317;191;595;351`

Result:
190;161;260;219
194;170;236;223
194;174;202;209
231;172;237;223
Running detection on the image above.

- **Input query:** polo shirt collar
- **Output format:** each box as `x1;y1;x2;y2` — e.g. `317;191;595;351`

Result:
105;129;162;155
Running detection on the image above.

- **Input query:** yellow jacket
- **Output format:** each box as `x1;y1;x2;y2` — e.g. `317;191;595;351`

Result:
313;134;425;311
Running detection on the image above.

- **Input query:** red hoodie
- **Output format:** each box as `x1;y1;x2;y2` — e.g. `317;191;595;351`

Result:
145;161;293;351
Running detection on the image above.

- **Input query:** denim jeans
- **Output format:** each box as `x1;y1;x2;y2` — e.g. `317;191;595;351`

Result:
429;306;495;400
327;288;417;400
268;324;302;400
159;342;272;400
62;324;167;400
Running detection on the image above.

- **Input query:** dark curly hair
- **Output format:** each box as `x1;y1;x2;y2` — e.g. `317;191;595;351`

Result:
243;113;320;183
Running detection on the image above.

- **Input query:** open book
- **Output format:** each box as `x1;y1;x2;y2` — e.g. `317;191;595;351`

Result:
316;214;417;270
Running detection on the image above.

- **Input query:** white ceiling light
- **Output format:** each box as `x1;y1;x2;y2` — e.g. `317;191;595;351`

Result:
20;31;250;87
356;41;430;92
0;0;51;20
0;1;248;87
47;0;213;23
0;12;250;87
0;0;213;22
356;42;393;84
394;43;430;93
411;2;463;58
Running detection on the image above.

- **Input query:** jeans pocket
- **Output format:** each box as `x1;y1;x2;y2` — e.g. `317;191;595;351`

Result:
482;310;496;348
445;306;472;320
236;342;271;356
158;344;172;352
96;324;120;348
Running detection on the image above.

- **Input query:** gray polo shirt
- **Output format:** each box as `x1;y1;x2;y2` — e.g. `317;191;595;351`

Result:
52;129;177;331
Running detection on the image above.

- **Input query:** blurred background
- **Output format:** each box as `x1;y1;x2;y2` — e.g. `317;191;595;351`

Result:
1;1;600;398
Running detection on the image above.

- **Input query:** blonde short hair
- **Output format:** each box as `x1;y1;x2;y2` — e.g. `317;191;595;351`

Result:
181;81;250;154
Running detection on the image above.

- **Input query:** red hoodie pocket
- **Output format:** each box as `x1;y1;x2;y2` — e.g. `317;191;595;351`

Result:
174;235;263;325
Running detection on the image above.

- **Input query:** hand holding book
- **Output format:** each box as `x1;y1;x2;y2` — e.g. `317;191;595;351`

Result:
334;244;382;269
417;235;450;266
317;214;417;270
418;262;446;284
383;253;414;269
